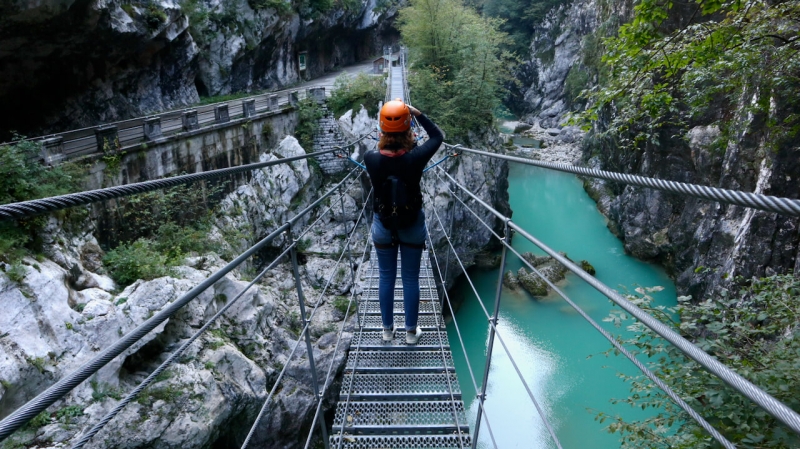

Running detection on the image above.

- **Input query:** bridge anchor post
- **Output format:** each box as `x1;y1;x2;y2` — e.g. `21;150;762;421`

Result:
473;220;509;449
288;230;331;449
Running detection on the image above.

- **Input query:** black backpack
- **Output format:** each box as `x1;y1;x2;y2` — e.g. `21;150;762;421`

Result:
377;175;418;234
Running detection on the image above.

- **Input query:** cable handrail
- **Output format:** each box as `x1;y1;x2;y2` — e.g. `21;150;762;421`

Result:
0;133;371;221
302;189;374;449
435;164;800;437
425;225;500;449
75;174;366;447
0;167;362;441
445;143;800;217
424;190;564;449
431;168;736;448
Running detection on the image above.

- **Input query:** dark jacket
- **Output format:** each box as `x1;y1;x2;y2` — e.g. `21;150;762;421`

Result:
364;113;444;214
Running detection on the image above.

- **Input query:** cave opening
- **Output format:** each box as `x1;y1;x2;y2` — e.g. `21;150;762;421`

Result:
195;77;209;98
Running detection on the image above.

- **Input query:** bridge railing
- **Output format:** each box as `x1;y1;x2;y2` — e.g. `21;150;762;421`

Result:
5;87;330;166
0;133;375;449
421;143;800;449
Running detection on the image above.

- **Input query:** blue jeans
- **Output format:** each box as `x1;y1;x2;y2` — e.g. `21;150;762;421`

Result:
371;210;427;331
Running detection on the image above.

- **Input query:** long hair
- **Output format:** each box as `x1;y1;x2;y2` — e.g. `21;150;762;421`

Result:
378;129;415;152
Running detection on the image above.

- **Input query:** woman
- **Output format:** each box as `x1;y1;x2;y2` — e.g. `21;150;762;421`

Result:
364;99;443;344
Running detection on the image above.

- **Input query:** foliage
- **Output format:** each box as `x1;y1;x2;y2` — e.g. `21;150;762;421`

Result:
601;275;800;448
0;138;85;264
55;405;83;423
248;0;293;14
180;0;212;44
333;296;350;314
295;97;325;151
103;239;172;286
398;0;513;140
143;4;168;31
580;0;800;154
328;73;386;117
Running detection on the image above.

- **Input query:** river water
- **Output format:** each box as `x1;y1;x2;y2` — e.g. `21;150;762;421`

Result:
445;162;678;448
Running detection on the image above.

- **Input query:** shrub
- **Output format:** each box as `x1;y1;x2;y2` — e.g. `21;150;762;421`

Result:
601;276;800;448
328;73;385;118
144;4;168;30
0;137;85;263
294;98;324;151
103;239;171;286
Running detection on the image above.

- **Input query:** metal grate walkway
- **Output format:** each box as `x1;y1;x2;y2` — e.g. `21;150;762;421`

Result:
390;66;406;102
330;248;471;449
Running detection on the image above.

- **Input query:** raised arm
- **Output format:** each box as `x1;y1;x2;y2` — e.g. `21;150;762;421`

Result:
410;110;444;163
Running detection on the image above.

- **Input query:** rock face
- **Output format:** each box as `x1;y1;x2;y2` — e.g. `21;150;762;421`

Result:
583;117;800;300
0;0;396;140
508;0;599;128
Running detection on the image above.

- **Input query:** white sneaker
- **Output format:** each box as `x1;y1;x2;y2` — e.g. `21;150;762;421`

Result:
406;327;423;345
382;326;396;342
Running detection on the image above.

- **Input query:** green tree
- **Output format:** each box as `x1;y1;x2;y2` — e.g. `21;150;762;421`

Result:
0;138;85;263
399;0;512;140
580;0;800;153
328;73;386;117
601;276;800;448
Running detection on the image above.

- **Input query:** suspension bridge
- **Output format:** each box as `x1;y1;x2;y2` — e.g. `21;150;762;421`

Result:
1;49;800;449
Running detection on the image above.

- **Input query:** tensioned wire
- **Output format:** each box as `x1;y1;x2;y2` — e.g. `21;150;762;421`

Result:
0;132;372;221
432;168;736;448
445;144;800;217
332;228;375;449
423;213;500;449
436;165;800;436
72;174;362;449
302;189;375;449
241;184;372;449
73;175;365;448
0;167;361;442
420;223;467;449
425;192;564;449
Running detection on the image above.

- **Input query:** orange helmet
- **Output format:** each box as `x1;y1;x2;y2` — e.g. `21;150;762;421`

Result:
379;99;411;133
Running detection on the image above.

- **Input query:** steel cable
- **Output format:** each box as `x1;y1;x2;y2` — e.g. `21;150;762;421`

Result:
436;166;800;436
434;168;736;448
332;229;375;449
73;172;365;448
0;170;360;442
302;193;375;449
0;133;371;221
447;144;800;217
423;213;499;449
240;182;370;449
72;244;293;448
426;196;564;449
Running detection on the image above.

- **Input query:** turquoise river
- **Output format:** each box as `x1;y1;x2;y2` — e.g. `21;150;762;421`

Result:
446;163;678;448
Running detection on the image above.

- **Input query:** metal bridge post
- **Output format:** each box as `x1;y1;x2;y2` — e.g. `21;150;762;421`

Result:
472;220;509;449
288;230;331;449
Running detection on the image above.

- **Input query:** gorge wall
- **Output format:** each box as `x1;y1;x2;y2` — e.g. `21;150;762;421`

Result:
0;0;398;141
512;0;799;299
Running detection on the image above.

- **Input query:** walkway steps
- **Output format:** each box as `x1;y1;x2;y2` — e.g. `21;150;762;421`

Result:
330;248;471;449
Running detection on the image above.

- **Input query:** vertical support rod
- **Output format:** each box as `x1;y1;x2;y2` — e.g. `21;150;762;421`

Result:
339;185;359;326
440;178;457;315
472;220;509;449
288;230;330;449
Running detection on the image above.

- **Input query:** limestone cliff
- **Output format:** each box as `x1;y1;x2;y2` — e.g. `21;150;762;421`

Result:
0;0;397;141
507;0;599;129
